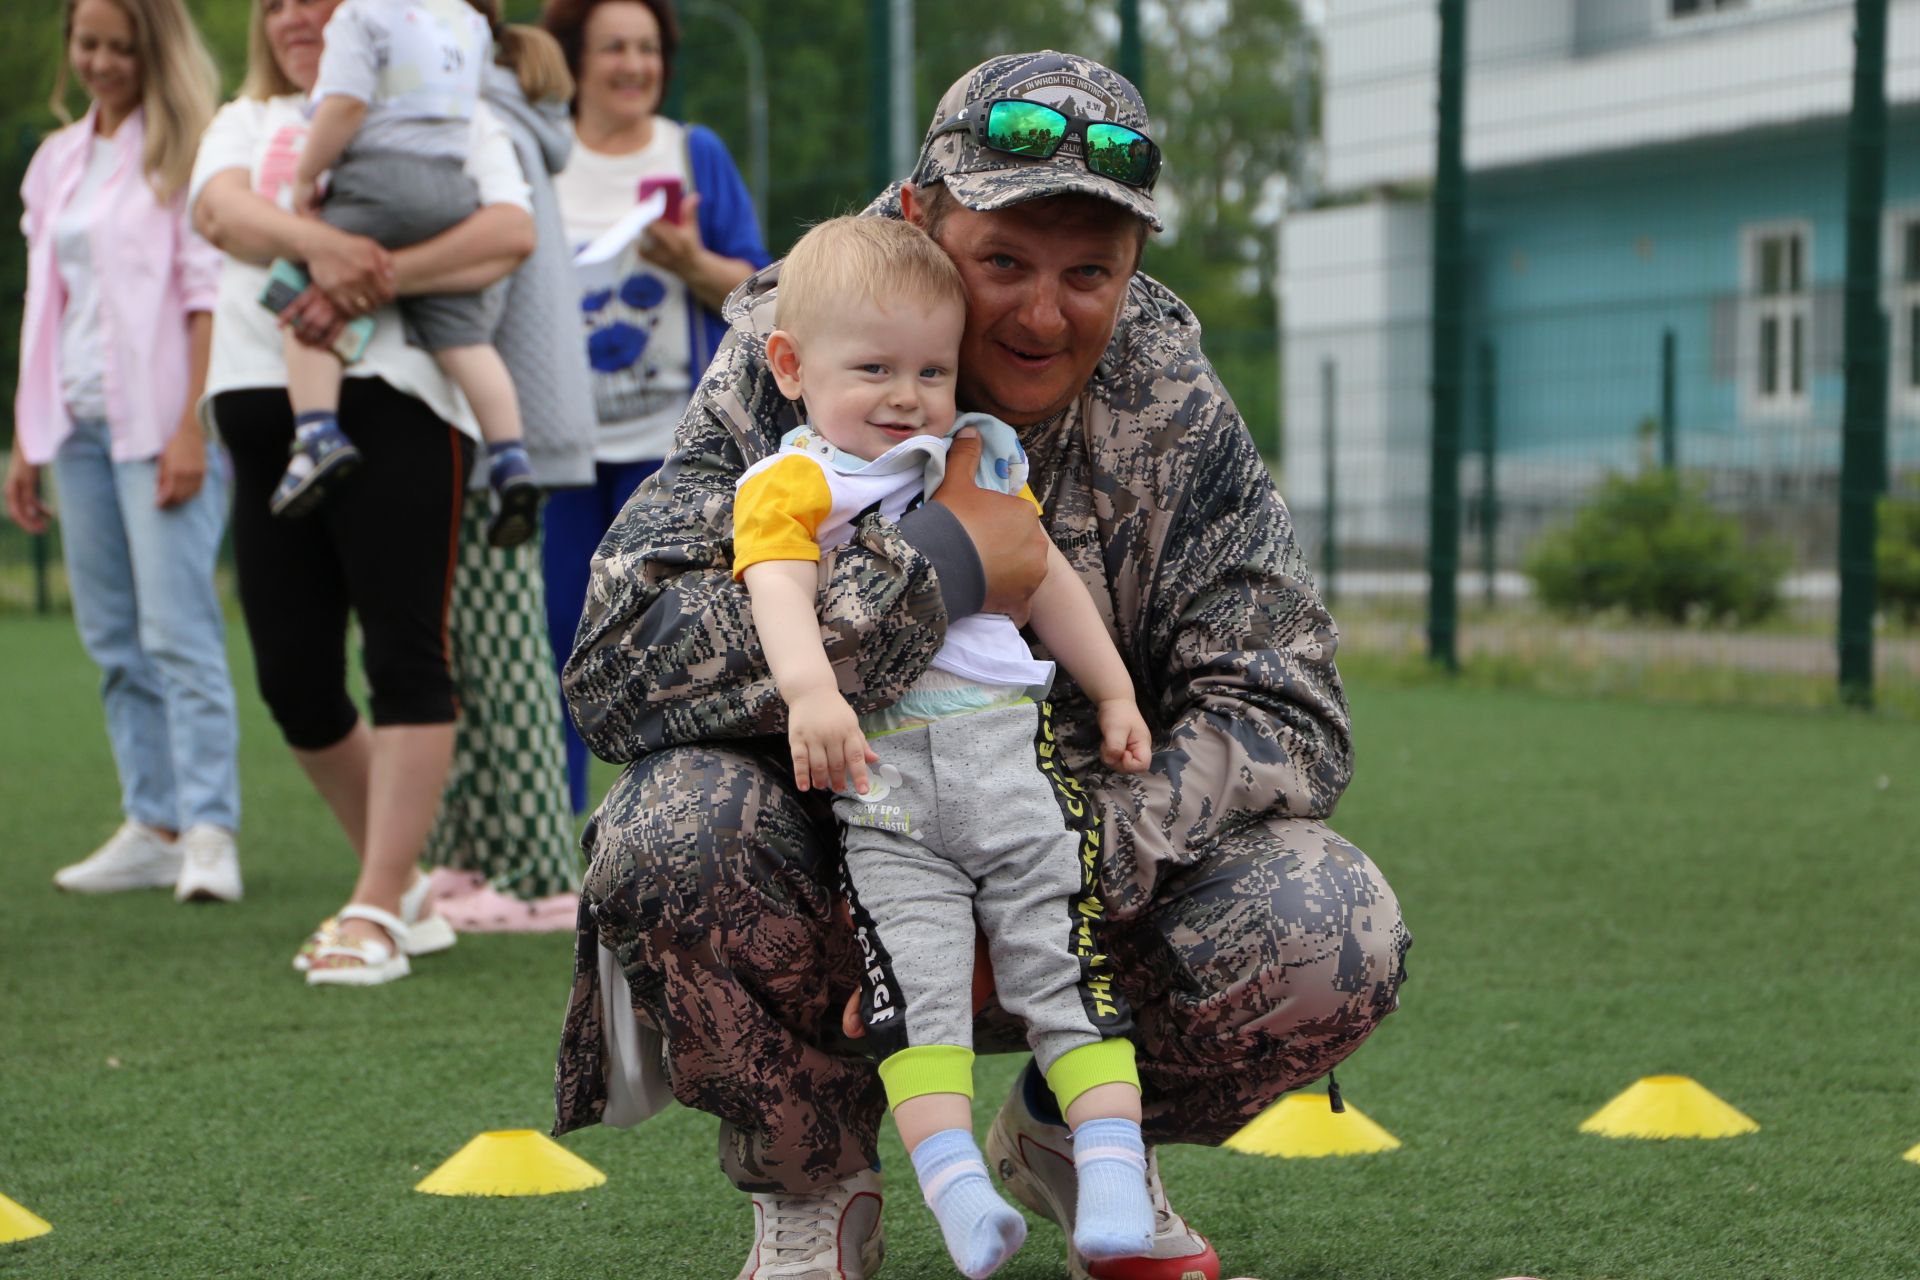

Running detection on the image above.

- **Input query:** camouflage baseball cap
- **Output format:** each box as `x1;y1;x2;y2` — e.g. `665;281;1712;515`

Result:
911;51;1163;232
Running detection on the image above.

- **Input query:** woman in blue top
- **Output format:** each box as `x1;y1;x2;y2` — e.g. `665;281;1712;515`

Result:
543;0;770;813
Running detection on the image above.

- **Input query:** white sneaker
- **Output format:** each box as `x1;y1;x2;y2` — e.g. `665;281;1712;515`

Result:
985;1079;1220;1280
174;824;243;903
53;820;182;893
735;1167;885;1280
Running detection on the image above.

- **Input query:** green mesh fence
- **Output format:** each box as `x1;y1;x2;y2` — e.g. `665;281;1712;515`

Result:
1285;0;1920;710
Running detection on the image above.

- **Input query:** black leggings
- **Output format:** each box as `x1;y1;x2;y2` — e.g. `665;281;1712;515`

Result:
217;381;472;750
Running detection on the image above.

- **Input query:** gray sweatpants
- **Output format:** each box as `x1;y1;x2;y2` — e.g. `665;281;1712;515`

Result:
834;699;1132;1097
321;150;502;351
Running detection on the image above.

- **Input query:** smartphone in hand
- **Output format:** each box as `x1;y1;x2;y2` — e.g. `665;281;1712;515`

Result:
257;258;376;365
638;175;684;225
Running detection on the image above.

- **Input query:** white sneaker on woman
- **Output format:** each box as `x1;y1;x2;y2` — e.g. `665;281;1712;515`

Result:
53;820;182;893
174;824;243;903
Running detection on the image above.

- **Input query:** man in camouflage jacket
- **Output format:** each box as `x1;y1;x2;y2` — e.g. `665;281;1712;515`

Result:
553;51;1409;1280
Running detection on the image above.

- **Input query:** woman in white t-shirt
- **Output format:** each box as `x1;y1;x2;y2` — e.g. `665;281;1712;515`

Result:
6;0;244;904
541;0;770;813
190;0;536;987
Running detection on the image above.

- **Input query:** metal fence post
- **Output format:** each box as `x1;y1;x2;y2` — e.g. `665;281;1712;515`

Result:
868;0;891;192
1427;0;1469;669
1478;341;1497;609
1839;0;1890;707
1118;0;1144;93
686;2;770;239
33;530;50;615
1660;328;1678;472
1321;357;1337;604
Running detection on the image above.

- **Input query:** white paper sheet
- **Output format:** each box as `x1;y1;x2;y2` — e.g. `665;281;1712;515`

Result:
571;190;669;293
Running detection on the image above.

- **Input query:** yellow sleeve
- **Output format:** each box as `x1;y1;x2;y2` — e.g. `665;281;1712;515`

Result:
733;457;835;580
1017;483;1043;516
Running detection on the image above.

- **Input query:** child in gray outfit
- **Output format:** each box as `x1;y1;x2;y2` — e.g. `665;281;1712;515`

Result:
733;216;1157;1279
271;0;538;548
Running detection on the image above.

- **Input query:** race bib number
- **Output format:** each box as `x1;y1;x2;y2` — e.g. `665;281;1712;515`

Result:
379;2;483;120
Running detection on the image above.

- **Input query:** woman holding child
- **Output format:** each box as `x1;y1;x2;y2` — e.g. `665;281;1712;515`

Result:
7;0;244;903
540;0;770;813
191;0;536;984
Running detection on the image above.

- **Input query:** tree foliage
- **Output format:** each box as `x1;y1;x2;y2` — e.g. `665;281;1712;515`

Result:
1524;469;1789;625
1878;493;1920;625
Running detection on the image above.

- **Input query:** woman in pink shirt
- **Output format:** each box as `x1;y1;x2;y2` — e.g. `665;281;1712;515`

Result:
4;0;242;902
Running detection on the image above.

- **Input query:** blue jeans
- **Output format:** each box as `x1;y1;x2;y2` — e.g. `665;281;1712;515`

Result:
51;418;240;832
541;457;661;814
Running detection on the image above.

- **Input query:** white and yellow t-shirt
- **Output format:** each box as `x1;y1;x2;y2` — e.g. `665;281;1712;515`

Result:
733;422;1054;691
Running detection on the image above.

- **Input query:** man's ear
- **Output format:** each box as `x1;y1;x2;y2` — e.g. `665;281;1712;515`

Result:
899;182;923;229
766;329;805;401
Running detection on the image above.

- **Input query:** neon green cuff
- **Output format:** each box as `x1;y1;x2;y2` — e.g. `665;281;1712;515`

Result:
877;1045;975;1109
1044;1040;1140;1116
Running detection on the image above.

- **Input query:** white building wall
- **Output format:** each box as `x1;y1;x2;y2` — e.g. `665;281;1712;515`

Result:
1323;0;1920;192
1281;200;1432;552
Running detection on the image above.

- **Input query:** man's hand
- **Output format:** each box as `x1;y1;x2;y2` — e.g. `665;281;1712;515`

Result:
4;452;49;534
839;924;996;1039
787;688;878;795
155;418;207;509
1097;698;1153;774
932;428;1048;623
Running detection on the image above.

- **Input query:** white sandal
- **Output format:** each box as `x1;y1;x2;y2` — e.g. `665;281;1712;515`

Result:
398;870;457;957
292;871;456;970
306;904;411;987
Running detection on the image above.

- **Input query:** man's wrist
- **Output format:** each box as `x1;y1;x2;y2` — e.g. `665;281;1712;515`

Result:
898;502;985;619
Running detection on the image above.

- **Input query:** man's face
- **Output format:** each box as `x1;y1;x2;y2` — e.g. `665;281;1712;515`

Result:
924;198;1137;426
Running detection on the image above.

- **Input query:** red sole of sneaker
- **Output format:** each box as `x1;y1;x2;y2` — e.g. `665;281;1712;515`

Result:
1084;1242;1222;1280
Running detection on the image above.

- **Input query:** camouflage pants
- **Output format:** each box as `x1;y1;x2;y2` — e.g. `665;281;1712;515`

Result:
553;741;1410;1193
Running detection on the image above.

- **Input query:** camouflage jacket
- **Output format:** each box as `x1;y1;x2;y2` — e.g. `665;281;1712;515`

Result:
563;197;1353;919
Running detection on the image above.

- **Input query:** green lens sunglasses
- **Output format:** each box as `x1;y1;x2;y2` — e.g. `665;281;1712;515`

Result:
920;98;1162;191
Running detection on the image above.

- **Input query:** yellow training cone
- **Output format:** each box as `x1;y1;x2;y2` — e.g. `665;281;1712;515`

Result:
0;1192;52;1244
1904;1142;1920;1165
414;1130;607;1197
1579;1076;1758;1140
1223;1092;1401;1158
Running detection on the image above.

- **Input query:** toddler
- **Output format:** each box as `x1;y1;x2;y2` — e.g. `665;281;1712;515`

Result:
271;0;537;548
732;216;1155;1279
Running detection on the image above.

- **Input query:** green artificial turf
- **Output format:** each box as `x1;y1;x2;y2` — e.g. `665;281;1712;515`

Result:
2;614;1916;1278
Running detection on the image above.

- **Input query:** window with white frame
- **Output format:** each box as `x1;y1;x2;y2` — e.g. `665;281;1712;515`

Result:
1745;224;1810;412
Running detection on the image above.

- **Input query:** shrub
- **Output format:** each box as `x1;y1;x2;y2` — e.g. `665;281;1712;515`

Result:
1879;494;1920;624
1525;470;1788;624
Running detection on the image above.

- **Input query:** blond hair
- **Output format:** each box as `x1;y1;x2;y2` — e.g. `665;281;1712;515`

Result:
50;0;218;202
240;0;300;101
497;24;574;104
776;217;967;343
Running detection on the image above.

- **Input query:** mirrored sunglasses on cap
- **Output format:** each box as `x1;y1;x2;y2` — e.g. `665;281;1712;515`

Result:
923;97;1162;191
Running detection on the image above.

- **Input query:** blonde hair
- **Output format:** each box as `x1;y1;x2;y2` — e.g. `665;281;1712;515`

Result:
241;0;301;101
460;0;575;104
498;24;575;104
51;0;218;202
776;217;967;343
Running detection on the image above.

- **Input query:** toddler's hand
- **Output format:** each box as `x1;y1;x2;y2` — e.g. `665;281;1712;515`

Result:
291;178;321;218
1097;699;1152;774
788;689;878;795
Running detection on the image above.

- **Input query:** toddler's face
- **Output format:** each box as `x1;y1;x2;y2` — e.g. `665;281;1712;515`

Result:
773;297;965;461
